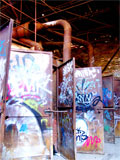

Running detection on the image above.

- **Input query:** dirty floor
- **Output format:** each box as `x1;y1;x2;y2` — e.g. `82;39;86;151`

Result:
53;138;120;160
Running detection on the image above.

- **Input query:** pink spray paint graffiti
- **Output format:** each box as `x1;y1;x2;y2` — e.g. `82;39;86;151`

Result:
83;136;101;148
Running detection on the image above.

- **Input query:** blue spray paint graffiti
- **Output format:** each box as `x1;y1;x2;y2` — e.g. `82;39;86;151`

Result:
76;128;88;142
76;79;102;112
102;88;112;107
0;40;6;56
19;124;28;132
104;110;111;120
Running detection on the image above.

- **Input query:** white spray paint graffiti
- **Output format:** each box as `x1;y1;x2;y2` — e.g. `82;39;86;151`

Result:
76;118;89;146
114;93;120;107
8;52;52;105
75;68;100;79
63;61;73;76
59;61;73;106
84;110;96;122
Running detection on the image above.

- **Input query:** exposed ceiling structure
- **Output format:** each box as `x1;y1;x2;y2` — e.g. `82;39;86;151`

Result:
1;0;120;71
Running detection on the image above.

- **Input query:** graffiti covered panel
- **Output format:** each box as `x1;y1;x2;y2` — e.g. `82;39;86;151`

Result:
114;79;120;108
114;109;120;137
58;60;74;108
102;76;115;143
7;50;52;109
102;76;113;108
58;109;75;159
2;50;53;159
75;67;104;154
0;19;13;109
57;59;76;160
114;79;120;137
103;110;115;143
0;19;13;156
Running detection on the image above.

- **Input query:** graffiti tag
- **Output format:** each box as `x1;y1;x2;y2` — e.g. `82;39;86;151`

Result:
76;128;88;143
75;68;100;79
83;136;101;148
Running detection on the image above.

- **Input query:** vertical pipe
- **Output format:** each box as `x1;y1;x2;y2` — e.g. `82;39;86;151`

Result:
43;19;72;62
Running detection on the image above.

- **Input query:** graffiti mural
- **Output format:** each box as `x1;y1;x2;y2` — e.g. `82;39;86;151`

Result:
2;50;53;159
57;59;76;160
75;67;104;153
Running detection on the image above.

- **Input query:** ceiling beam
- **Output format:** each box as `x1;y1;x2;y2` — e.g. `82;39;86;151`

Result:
33;0;94;22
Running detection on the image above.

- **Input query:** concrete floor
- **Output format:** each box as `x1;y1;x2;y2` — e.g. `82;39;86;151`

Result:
53;138;120;160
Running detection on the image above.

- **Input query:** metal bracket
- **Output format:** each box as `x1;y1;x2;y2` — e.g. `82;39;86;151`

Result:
44;109;68;114
97;108;119;111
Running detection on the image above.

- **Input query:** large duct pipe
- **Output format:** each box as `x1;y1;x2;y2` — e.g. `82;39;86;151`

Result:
12;20;93;65
12;22;43;39
73;36;94;67
42;41;94;67
19;38;43;50
12;20;71;62
42;20;71;62
46;29;94;67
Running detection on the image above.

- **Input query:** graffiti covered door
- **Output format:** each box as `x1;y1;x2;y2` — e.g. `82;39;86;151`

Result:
114;78;120;137
102;76;115;143
2;49;53;159
57;59;76;160
75;67;104;154
0;19;13;154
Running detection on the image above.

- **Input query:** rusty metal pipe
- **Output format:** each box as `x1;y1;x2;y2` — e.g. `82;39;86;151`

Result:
46;29;94;67
42;20;71;62
43;41;63;46
12;20;93;65
12;22;43;39
72;36;94;67
12;20;71;62
19;38;43;51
